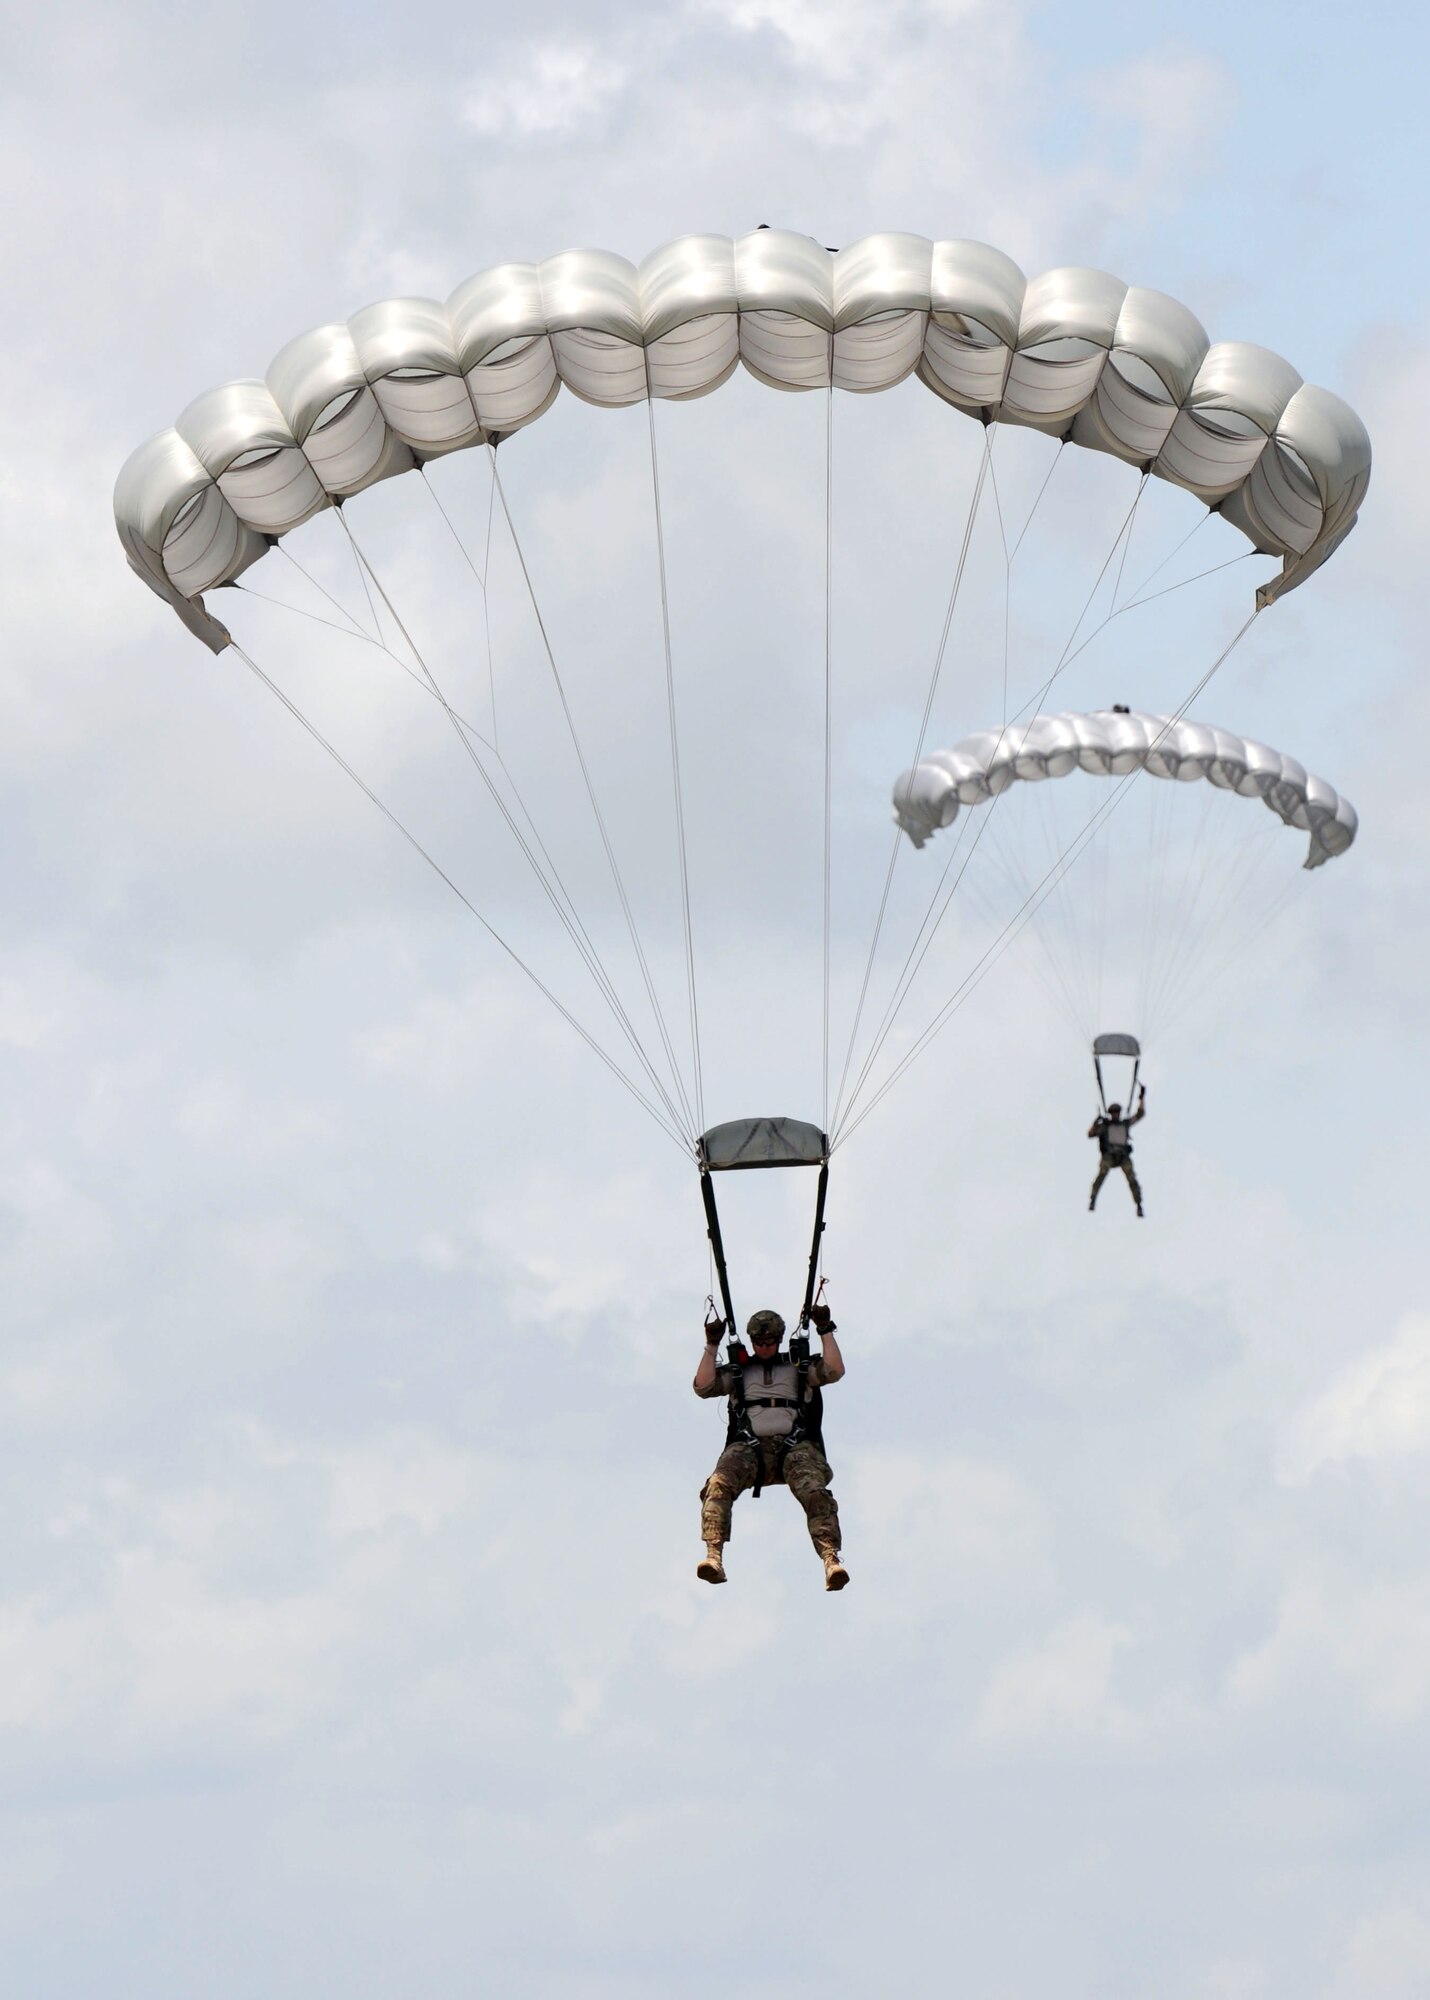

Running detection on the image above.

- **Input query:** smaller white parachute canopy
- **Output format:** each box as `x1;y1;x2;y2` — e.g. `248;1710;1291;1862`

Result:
894;710;1357;869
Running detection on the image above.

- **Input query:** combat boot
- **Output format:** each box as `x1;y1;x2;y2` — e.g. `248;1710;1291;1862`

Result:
822;1550;849;1592
697;1543;726;1584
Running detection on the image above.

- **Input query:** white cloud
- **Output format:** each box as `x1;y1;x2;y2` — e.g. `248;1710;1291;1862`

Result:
1348;324;1430;574
1197;1962;1272;2000
0;1324;120;1433
702;0;978;84
690;1;1228;251
968;1610;1139;1747
461;40;627;139
470;1162;690;1341
1277;1313;1430;1483
209;1211;345;1297
1079;46;1234;196
353;980;531;1091
173;1070;337;1156
0;1160;116;1307
0;1550;350;1745
1326;1901;1430;2000
1227;1570;1430;1730
262;1427;481;1540
0;1425;499;1751
852;1445;1049;1603
0;968;67;1051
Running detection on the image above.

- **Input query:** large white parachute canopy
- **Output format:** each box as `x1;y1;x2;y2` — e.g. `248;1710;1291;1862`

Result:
115;230;1370;652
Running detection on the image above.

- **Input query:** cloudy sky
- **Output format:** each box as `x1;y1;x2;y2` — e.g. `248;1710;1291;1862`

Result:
5;2;1430;1994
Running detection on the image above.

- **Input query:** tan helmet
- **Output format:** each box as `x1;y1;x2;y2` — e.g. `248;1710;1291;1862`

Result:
746;1309;785;1343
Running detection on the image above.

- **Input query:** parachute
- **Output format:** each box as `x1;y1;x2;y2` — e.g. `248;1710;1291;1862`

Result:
894;710;1358;869
891;708;1357;1054
113;228;1371;1280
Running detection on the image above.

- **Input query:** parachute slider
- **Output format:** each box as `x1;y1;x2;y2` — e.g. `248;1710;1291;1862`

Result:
1093;1032;1141;1059
698;1116;828;1171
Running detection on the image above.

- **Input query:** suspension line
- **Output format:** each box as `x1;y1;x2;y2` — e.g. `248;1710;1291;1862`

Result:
642;384;706;1140
831;423;997;1131
229;639;691;1152
335;509;696;1139
489;447;699;1141
822;378;834;1133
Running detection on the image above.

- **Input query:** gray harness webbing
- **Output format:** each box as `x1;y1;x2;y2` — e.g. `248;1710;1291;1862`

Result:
725;1353;822;1497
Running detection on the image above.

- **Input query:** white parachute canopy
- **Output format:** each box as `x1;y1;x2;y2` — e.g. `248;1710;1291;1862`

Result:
116;230;1371;652
891;709;1357;1049
894;710;1358;869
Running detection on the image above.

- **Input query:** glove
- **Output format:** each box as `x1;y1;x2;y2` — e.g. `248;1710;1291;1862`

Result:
704;1315;724;1346
810;1302;834;1333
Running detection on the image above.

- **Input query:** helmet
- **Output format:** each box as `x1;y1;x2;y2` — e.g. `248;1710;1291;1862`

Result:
746;1310;785;1344
1108;1103;1122;1116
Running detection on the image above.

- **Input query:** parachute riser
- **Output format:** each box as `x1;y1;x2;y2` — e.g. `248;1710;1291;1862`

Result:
800;1164;830;1328
1093;1033;1141;1116
696;1117;830;1350
699;1167;737;1338
1094;1053;1140;1113
698;1159;829;1347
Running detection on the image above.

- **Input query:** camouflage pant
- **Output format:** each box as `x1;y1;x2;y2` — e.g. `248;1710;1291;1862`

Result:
700;1438;841;1555
1091;1149;1142;1208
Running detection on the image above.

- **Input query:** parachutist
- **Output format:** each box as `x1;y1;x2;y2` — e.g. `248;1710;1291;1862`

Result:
1089;1085;1147;1216
693;1304;847;1590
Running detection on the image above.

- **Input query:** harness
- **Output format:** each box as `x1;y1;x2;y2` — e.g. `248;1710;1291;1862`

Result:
724;1344;827;1497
